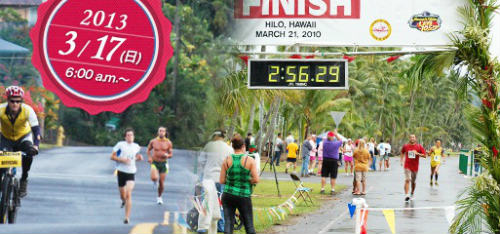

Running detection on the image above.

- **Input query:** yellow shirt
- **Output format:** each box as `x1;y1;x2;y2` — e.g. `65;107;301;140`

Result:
287;142;298;159
430;147;443;163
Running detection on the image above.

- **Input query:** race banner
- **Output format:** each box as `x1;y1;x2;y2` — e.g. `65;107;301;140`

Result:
232;0;465;46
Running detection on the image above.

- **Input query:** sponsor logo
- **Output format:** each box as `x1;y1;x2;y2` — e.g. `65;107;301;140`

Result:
408;11;441;32
1;161;17;165
370;19;391;41
234;0;360;19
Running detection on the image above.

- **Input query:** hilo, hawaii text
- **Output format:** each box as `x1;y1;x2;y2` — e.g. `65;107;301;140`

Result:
256;20;321;38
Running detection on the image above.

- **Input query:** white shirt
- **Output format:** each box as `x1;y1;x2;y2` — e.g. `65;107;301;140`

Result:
309;140;317;156
344;144;353;156
200;140;234;182
275;137;283;151
377;143;391;156
367;142;375;152
113;141;141;174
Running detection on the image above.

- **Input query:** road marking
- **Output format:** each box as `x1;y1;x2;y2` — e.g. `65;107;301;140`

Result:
173;212;187;234
364;205;455;211
129;223;158;234
318;186;374;234
162;211;170;225
318;208;348;234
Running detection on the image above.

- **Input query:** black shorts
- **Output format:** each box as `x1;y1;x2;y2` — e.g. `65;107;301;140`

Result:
321;158;339;179
286;158;297;163
117;171;135;187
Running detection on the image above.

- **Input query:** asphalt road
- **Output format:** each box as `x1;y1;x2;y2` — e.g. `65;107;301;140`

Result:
269;156;470;234
0;147;471;234
0;146;199;234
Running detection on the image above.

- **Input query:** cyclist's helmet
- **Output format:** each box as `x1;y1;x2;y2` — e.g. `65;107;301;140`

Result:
5;86;24;98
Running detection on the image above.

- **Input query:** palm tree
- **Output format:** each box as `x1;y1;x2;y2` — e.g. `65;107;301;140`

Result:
439;1;500;233
218;70;248;138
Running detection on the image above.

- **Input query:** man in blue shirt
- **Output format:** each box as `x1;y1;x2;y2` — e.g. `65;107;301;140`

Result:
320;131;343;195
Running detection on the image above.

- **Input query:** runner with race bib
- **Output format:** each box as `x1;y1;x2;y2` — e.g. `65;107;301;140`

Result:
401;134;426;202
428;139;445;186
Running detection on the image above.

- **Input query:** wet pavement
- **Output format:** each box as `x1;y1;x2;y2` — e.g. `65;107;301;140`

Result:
265;156;470;234
0;147;470;234
0;146;198;234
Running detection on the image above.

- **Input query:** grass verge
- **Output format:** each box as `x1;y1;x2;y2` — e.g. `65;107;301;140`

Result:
39;143;57;150
240;179;347;233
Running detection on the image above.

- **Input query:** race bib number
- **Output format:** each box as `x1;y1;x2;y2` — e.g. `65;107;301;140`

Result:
408;151;416;159
434;155;440;161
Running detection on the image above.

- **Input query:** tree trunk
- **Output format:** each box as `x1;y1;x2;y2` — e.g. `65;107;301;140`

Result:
255;101;272;153
391;118;396;146
247;101;256;134
304;118;310;140
227;107;239;139
407;90;416;135
171;0;181;102
261;98;281;155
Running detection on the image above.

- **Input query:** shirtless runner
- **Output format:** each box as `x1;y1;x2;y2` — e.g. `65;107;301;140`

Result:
147;126;173;205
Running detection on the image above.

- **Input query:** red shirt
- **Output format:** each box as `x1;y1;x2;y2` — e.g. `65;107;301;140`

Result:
401;143;426;172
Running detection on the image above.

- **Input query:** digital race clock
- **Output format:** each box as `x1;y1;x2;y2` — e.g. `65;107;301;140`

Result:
248;59;348;89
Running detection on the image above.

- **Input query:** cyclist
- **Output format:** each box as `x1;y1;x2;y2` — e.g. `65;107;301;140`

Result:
147;126;173;205
0;86;40;198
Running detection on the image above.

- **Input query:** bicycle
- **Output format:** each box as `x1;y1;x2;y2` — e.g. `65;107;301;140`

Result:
0;151;23;224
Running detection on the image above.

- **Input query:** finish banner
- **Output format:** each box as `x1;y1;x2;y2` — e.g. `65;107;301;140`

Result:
232;0;465;46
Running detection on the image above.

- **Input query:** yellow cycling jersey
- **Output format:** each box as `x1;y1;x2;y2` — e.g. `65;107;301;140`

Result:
0;103;39;141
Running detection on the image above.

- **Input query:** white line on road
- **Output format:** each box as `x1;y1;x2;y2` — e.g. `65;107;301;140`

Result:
318;186;374;234
318;208;348;234
363;205;455;211
163;212;170;225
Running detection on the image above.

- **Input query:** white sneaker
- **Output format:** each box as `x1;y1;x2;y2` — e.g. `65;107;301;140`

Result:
410;194;415;200
404;195;410;202
157;197;163;205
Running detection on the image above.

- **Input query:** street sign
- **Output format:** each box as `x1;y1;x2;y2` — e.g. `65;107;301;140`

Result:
248;59;348;89
330;111;346;129
31;0;173;114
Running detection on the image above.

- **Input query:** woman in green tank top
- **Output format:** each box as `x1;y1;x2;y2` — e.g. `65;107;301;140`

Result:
220;134;259;234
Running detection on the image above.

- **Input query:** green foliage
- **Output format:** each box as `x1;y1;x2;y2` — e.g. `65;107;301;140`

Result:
59;2;232;148
446;0;500;233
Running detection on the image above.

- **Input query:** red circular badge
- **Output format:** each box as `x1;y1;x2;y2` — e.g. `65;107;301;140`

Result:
31;0;173;114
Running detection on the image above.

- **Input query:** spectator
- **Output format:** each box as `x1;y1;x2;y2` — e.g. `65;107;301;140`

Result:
273;133;283;166
244;133;253;153
220;134;259;234
343;139;354;176
198;130;234;233
300;135;313;177
285;139;299;174
353;140;371;195
308;134;318;175
320;131;343;195
367;137;376;171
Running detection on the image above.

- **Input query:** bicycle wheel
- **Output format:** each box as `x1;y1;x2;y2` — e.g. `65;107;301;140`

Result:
0;175;12;224
8;178;19;224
